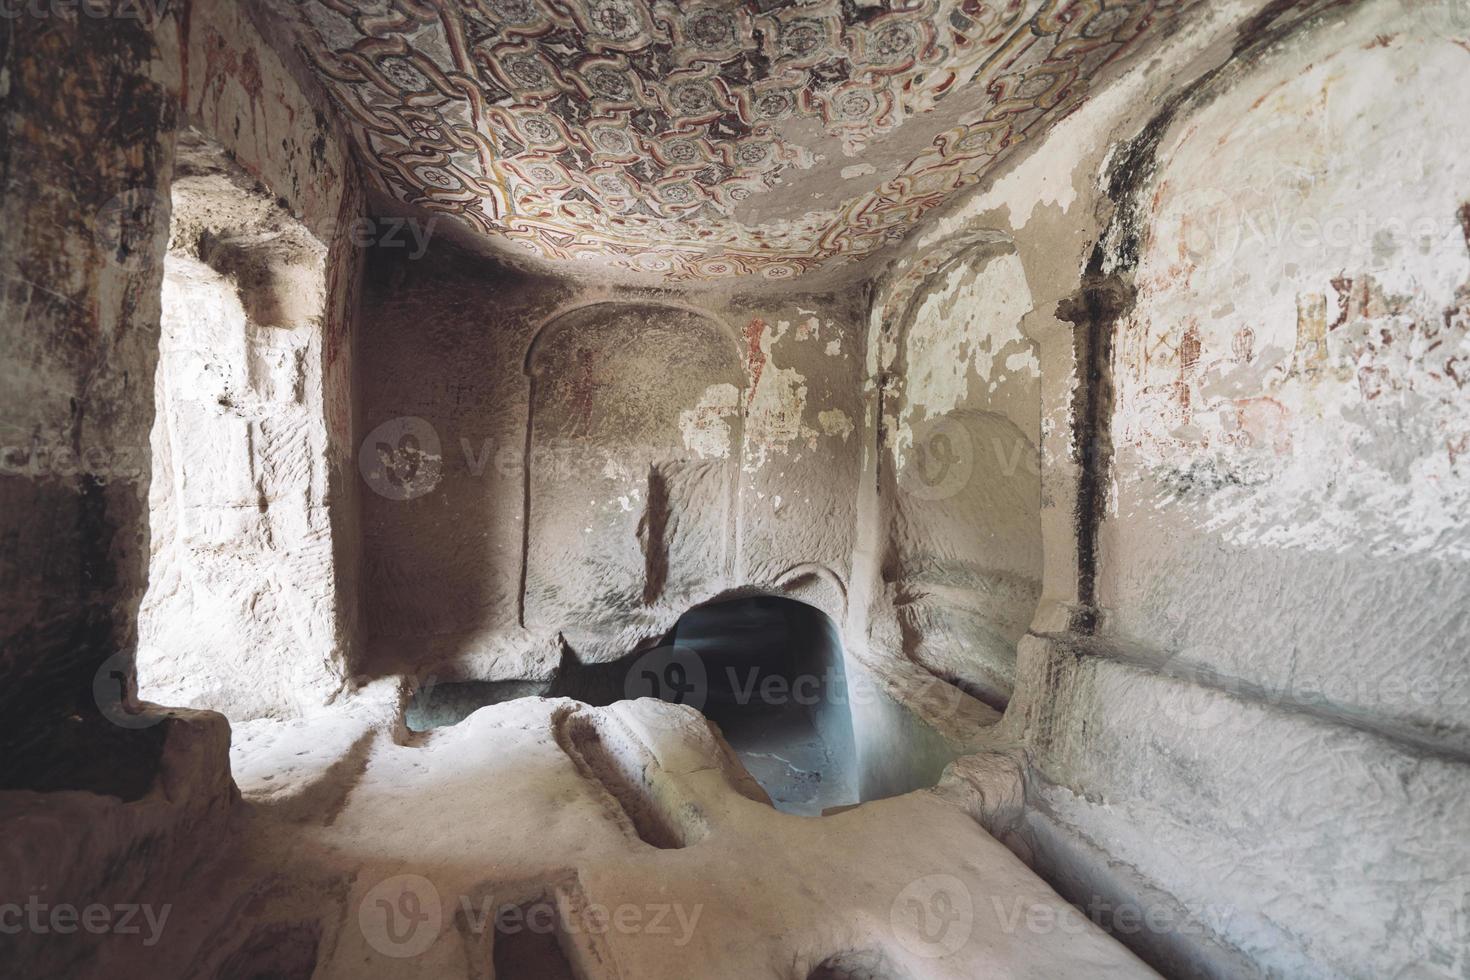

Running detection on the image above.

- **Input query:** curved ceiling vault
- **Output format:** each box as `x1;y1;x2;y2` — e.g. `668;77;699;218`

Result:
280;0;1192;283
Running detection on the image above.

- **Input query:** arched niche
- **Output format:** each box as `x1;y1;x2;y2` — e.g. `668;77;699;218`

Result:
520;302;746;640
881;239;1045;707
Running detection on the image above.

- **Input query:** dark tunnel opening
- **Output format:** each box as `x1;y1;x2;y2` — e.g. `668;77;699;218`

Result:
656;596;858;816
404;596;858;816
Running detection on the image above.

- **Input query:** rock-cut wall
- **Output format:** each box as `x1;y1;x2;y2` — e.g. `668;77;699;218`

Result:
1029;5;1470;976
355;248;866;683
854;0;1470;976
0;0;365;785
137;132;353;720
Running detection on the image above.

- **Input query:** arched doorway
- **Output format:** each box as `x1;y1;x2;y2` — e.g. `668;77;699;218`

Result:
404;593;858;816
650;595;857;816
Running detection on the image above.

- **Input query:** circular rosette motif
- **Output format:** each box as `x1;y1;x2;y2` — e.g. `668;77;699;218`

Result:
759;9;841;71
850;15;938;74
386;107;458;151
417;165;461;191
584;120;642;162
402;160;470;199
469;0;557;33
503;154;578;200
731;139;778;174
737;84;802;126
935;118;1014;160
652;179;706;214
991;64;1077;114
369;136;468;199
657;75;733;125
346;39;455;103
584;166;645;212
669;5;754;65
501;109;574;152
626;251;691;276
1061;3;1148;53
572;57;646;110
480;42;567;99
568;0;657;52
650;137;712;172
368;54;438;99
690;255;742;278
705;176;764;211
758;259;804;281
818;81;897;141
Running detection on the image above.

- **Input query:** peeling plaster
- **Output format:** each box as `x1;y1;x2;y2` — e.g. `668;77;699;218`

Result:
744;318;817;470
1117;33;1470;560
895;251;1036;457
679;382;741;460
818;410;855;442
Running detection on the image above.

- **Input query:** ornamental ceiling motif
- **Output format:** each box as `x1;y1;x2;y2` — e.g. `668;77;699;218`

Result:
278;0;1193;282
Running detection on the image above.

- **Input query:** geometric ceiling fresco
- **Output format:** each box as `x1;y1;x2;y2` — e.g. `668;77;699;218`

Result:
279;0;1195;282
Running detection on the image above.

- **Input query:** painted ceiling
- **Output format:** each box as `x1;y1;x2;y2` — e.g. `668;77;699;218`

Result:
280;0;1193;282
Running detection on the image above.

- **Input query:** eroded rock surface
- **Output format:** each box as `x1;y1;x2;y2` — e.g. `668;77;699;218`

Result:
98;697;1157;980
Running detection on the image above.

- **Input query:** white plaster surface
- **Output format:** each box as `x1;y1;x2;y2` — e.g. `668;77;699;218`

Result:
124;696;1159;980
138;156;346;720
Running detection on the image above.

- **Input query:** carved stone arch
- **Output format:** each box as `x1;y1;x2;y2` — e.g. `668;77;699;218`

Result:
872;229;1045;708
524;298;745;376
771;562;849;625
517;302;747;641
870;228;1019;382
